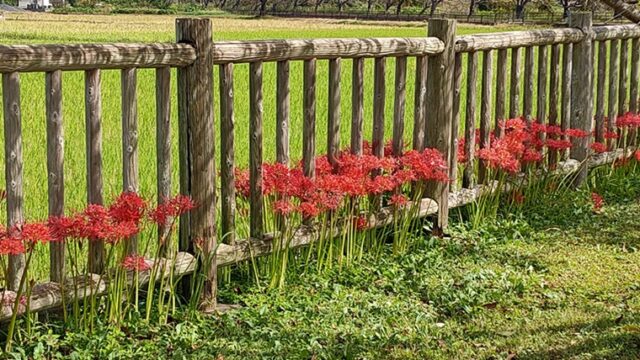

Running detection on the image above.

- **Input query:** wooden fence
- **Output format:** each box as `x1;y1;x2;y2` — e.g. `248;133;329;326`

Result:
0;12;638;317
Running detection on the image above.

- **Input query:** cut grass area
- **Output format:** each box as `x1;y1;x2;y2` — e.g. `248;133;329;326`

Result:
14;165;640;359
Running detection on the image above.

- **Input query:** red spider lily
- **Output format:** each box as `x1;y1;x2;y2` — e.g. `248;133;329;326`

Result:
121;255;151;272
604;130;619;140
565;128;590;138
545;125;563;136
272;199;296;216
108;192;147;224
0;240;25;255
635;150;640;162
354;216;368;231
234;169;250;198
615;112;640;129
298;202;320;218
546;139;573;151
590;142;608;154
149;195;197;226
522;148;543;163
10;222;53;245
591;192;604;212
512;191;525;204
389;194;409;207
457;137;467;163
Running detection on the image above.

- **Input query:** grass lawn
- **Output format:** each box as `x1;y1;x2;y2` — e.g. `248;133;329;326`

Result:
13;162;640;359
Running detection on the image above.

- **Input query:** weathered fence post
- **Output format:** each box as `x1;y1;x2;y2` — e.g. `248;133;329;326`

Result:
569;13;593;186
425;18;456;233
176;18;217;311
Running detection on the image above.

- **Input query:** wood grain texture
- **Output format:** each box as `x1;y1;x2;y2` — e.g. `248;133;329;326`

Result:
561;43;573;160
425;19;456;231
3;72;25;291
548;44;561;166
249;61;264;239
328;58;341;165
569;13;593;186
85;69;104;274
373;57;386;158
608;39;620;135
537;45;548;127
412;55;427;151
155;67;172;256
212;37;444;63
392;56;407;156
619;39;629;115
0;43;196;72
509;47;521;119
494;48;507;138
450;53;463;186
455;28;584;53
220;63;236;245
524;46;535;123
630;38;640;113
479;50;493;184
303;59;316;177
121;68;139;255
45;70;65;283
276;61;290;165
593;24;640;41
175;18;217;310
351;58;364;155
595;41;607;143
463;51;478;189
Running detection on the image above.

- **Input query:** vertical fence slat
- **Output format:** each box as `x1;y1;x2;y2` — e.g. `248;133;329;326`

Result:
351;58;364;155
425;19;456;232
85;69;104;274
495;48;508;137
463;51;478;189
155;67;172;256
3;72;25;291
303;59;317;177
277;61;290;165
328;58;341;165
569;13;593;186
524;46;535;122
479;50;493;184
121;67;138;255
630;38;640;114
46;70;65;283
537;45;548;126
619;39;629;116
548;44;561;167
561;43;573;160
509;47;522;119
608;39;620;140
595;41;607;143
450;53;463;187
176;18;216;309
393;56;407;156
249;61;264;239
220;63;235;245
373;57;386;158
413;55;427;151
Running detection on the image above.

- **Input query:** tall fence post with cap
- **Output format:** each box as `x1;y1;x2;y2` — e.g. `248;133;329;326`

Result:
425;18;456;233
569;12;593;186
176;18;217;311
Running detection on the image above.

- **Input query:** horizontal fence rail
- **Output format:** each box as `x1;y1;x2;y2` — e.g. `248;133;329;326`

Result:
1;13;639;319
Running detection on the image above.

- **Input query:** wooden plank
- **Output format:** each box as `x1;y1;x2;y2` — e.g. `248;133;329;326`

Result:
593;24;640;41
393;56;407;156
3;72;25;291
351;58;364;155
509;47;521;119
121;68;138;255
328;58;341;165
619;39;629;115
523;46;535;123
155;67;172;257
561;43;572;160
454;28;584;52
548;44;561;167
212;37;445;63
630;38;640;114
608;39;620;137
425;19;456;231
479;50;493;184
463;51;478;189
220;63;235;245
373;57;386;158
175;18;217;310
303;59;316;177
450;53;463;187
537;45;548;126
595;41;607;143
494;48;508;137
85;69;104;275
0;43;195;72
412;55;427;151
45;70;65;283
276;61;290;165
249;61;263;239
569;13;593;186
